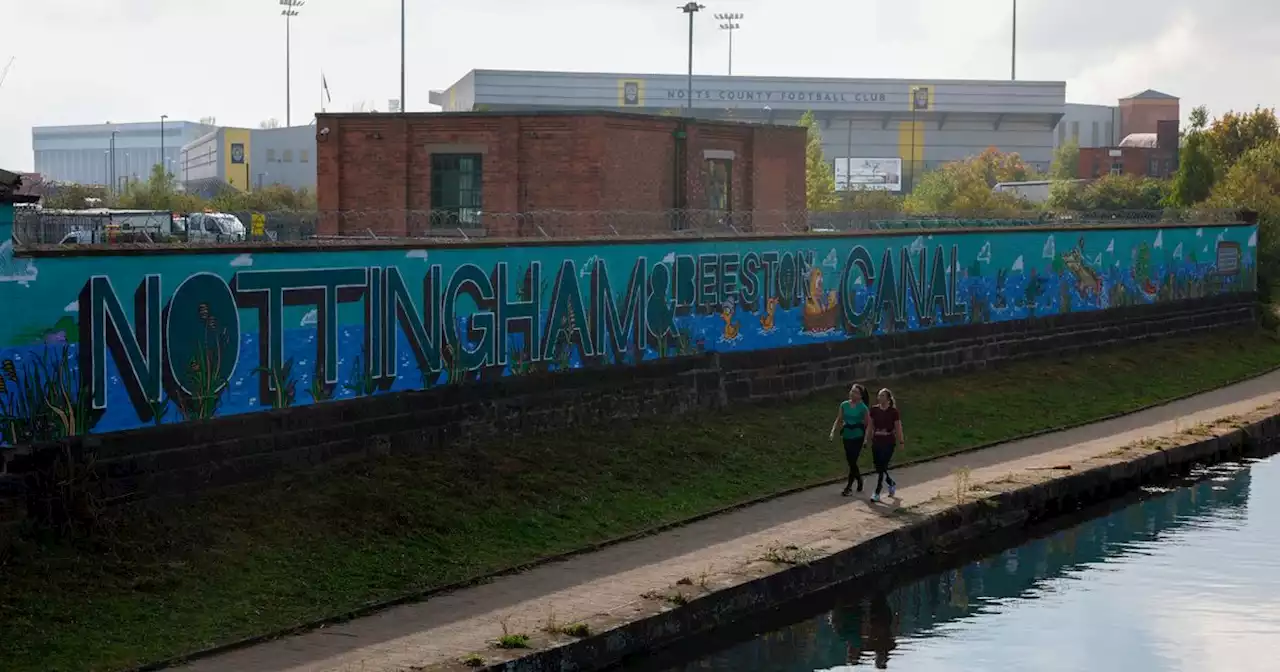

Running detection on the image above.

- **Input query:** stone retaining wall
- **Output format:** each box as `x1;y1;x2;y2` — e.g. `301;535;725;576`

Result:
459;399;1280;672
0;294;1258;523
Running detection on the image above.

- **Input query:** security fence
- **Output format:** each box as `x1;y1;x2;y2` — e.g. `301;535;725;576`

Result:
10;207;1246;248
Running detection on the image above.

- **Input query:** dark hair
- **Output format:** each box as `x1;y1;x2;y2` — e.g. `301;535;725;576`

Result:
851;384;870;406
878;387;896;408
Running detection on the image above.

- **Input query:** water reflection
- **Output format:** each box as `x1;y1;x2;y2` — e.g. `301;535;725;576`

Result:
653;458;1280;672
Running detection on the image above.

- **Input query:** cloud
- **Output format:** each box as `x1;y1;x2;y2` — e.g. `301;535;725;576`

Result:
580;255;598;277
1196;228;1204;237
661;252;675;264
909;236;926;254
230;253;253;267
406;249;429;260
300;309;318;327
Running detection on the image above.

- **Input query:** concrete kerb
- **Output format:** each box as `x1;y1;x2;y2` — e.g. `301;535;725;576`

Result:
445;405;1277;672
121;362;1280;672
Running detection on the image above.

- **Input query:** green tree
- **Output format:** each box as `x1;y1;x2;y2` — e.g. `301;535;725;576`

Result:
1206;139;1280;275
904;153;1029;216
1076;174;1168;210
972;146;1034;186
42;183;109;210
798;111;837;211
1203;107;1280;175
1049;140;1080;181
1168;130;1216;206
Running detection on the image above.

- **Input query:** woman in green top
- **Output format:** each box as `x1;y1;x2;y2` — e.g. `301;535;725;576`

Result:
829;383;871;496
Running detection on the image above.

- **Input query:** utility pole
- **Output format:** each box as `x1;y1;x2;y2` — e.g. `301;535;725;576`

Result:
715;13;742;76
159;114;168;179
400;0;406;112
281;0;305;126
679;3;704;114
1011;0;1017;80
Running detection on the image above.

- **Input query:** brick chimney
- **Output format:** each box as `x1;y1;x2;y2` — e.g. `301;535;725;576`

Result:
1156;119;1179;150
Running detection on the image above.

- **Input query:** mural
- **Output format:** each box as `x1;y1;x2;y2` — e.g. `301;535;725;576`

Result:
0;224;1258;444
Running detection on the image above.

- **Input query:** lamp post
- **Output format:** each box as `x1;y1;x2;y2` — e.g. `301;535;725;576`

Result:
280;0;305;126
679;3;704;114
400;0;406;112
159;114;168;179
110;130;119;195
1011;0;1017;80
715;13;742;76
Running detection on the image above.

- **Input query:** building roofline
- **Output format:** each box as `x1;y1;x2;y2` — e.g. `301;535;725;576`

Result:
465;68;1064;87
315;109;804;131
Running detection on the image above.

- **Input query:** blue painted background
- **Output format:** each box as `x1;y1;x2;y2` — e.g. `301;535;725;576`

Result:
0;224;1258;445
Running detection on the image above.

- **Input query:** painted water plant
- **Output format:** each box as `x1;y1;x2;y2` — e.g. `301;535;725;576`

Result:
0;346;97;446
257;358;298;409
173;305;233;422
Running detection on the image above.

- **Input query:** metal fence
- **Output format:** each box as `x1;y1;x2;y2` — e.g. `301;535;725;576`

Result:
11;207;1247;248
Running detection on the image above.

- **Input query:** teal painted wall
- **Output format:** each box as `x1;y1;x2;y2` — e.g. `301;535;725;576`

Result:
0;224;1258;445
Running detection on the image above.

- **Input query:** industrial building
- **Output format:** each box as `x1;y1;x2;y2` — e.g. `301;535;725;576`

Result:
180;125;316;196
1055;89;1181;150
429;69;1068;191
314;110;806;238
32;120;214;187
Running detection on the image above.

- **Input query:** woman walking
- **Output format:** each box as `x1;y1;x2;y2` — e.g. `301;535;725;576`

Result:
829;384;871;496
867;388;905;503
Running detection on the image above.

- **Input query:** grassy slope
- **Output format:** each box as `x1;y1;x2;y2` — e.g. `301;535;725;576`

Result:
4;328;1280;672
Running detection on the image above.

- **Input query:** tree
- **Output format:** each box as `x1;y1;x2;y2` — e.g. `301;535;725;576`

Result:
1206;139;1280;277
1203;107;1280;175
1168;130;1216;206
1078;174;1168;210
798;111;837;211
259;118;281;129
1188;105;1209;132
1049;140;1080;181
971;146;1034;186
903;153;1030;216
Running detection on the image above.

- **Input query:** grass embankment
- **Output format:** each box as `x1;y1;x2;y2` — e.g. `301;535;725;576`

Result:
4;328;1280;672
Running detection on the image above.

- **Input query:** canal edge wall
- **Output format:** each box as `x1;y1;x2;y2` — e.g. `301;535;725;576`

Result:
447;403;1280;672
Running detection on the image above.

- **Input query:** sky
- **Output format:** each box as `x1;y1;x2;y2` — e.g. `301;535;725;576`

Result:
3;0;1280;171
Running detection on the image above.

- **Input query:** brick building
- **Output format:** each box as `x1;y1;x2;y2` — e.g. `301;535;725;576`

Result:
1078;119;1180;179
313;111;806;238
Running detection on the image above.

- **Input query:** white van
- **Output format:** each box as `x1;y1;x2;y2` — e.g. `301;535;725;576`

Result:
184;212;247;242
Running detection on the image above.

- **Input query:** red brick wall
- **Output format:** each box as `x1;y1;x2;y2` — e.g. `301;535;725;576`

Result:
1119;99;1180;138
315;112;806;238
1078;146;1178;179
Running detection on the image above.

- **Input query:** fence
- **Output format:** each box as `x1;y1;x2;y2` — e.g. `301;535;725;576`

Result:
11;207;1247;248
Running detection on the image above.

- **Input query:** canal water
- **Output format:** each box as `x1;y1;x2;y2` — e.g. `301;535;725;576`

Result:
640;456;1280;672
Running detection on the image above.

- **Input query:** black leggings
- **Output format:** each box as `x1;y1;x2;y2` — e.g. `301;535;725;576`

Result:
842;437;864;491
872;442;896;494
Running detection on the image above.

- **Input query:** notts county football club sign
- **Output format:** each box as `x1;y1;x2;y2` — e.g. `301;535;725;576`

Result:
665;89;888;104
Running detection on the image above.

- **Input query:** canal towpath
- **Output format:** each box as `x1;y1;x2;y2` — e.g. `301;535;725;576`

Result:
177;370;1280;672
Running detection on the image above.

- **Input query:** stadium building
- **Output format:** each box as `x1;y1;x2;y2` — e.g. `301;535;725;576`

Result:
429;69;1068;191
32;120;215;187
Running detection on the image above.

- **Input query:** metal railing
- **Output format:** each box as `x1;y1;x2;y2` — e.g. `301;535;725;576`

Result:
11;207;1247;248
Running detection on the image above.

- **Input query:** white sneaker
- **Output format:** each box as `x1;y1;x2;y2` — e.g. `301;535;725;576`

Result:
871;493;881;503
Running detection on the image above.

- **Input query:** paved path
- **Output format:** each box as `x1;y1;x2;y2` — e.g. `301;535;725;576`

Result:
179;371;1280;672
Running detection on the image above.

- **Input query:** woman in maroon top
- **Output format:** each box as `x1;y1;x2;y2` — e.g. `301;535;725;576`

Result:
866;388;905;502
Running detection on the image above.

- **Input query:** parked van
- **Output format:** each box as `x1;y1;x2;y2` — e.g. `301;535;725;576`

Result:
184;212;247;242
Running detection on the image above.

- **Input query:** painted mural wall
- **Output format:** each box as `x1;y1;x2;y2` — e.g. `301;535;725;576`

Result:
0;224;1258;445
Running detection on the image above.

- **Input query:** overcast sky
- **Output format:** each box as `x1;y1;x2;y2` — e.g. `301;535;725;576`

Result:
3;0;1279;171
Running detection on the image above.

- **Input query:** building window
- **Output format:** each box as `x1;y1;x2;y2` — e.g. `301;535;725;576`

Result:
283;149;293;163
706;158;732;212
431;153;483;226
300;150;310;163
266;148;276;162
1110;160;1123;176
1149;157;1160;176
